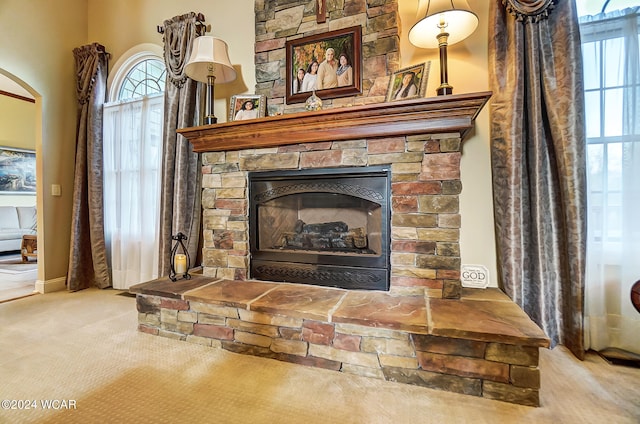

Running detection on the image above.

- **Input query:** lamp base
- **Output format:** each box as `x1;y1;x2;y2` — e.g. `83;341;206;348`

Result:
204;75;217;125
436;84;453;96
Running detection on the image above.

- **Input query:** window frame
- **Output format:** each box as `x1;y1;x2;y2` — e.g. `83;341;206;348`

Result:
107;44;165;103
580;8;640;249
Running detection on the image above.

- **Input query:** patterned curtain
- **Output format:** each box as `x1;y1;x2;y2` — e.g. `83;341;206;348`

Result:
489;0;587;359
67;43;111;290
158;13;202;276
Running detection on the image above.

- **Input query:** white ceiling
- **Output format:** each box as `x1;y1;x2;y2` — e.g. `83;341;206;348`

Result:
0;74;34;99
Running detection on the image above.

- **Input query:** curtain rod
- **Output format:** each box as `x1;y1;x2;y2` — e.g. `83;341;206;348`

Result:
157;12;206;34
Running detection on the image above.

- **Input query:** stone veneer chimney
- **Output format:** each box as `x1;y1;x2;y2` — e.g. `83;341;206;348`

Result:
254;0;401;115
201;132;464;298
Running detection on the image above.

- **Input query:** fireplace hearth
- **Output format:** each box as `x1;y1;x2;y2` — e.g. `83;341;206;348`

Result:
249;166;391;290
135;92;550;407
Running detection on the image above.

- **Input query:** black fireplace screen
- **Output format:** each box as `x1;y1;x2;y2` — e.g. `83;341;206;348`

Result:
249;166;390;290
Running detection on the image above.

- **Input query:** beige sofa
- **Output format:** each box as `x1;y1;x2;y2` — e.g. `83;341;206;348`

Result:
0;206;36;253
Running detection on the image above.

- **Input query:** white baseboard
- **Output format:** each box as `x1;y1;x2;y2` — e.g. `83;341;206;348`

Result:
35;277;66;293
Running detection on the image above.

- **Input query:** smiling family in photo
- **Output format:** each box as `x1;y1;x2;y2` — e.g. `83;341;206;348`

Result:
292;48;353;94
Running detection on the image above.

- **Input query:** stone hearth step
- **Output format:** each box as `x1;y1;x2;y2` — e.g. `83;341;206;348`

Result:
130;275;549;407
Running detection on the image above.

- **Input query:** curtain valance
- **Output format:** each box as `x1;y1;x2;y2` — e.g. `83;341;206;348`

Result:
503;0;554;22
162;12;199;89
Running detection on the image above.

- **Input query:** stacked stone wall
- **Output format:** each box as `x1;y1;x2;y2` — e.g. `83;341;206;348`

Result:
201;132;464;297
254;0;401;115
137;292;542;407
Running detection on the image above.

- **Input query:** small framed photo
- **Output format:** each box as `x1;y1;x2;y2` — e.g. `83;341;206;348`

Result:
385;62;430;102
229;94;266;122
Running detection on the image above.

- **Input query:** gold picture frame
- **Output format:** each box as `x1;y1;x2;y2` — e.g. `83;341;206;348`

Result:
385;62;430;102
229;94;266;122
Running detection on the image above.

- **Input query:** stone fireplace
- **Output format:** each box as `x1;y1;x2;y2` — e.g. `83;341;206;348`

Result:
181;94;492;298
130;1;550;407
249;165;391;290
129;93;550;407
184;0;484;297
129;1;553;407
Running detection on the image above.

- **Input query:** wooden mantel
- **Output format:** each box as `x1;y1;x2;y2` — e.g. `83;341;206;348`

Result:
178;91;491;153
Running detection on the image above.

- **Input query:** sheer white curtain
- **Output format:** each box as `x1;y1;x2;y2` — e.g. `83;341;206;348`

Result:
103;94;163;289
581;7;640;355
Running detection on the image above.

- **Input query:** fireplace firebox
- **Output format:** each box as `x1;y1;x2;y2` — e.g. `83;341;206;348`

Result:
249;166;391;290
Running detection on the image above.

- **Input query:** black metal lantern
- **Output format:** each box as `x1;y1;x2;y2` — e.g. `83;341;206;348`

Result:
169;232;191;282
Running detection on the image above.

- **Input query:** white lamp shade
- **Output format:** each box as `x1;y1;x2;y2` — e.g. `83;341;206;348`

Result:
185;36;237;83
409;0;479;48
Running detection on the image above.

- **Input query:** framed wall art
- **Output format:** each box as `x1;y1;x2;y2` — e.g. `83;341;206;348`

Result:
286;25;362;104
386;62;430;102
0;146;36;194
229;94;266;122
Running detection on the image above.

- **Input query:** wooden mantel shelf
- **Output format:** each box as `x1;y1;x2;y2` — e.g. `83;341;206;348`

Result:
178;91;492;153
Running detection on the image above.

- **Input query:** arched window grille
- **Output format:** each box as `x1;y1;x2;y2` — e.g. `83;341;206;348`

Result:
118;58;166;100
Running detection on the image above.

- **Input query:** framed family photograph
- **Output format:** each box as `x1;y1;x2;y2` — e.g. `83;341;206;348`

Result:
286;26;362;104
0;146;36;194
229;94;266;122
385;62;430;102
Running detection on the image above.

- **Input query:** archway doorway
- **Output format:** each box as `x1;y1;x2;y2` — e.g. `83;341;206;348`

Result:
0;71;40;302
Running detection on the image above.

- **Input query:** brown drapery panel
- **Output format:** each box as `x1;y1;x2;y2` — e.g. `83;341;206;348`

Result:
67;42;111;290
489;0;587;359
158;13;202;276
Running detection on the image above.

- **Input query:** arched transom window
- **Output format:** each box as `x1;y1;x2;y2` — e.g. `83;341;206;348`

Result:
118;58;166;100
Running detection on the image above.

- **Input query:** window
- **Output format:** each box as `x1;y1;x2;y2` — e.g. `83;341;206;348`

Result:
580;5;640;252
103;49;165;289
579;2;640;354
118;59;166;100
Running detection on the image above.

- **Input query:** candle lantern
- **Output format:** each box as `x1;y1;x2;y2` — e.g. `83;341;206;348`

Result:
169;232;191;282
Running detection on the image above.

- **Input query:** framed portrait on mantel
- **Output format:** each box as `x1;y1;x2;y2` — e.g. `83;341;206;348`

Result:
386;62;430;102
286;26;362;104
229;94;266;122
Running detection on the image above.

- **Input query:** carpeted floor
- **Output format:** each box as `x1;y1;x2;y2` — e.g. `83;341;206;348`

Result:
0;288;638;423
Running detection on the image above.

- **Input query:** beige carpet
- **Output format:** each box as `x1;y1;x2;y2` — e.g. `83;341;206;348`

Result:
0;288;638;424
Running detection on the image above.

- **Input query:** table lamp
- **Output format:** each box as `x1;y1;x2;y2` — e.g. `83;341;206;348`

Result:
408;0;478;96
185;36;237;124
